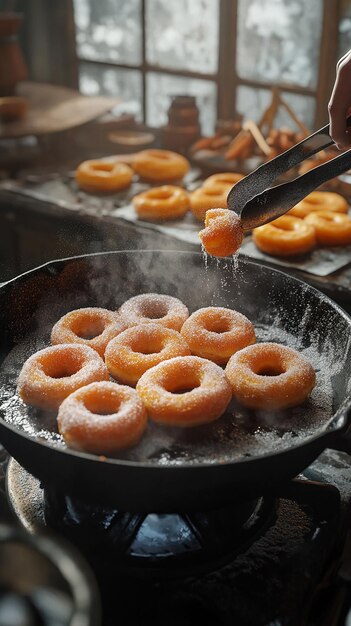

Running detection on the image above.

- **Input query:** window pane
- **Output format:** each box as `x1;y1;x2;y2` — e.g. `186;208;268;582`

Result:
146;72;216;134
73;0;142;65
236;86;315;130
339;0;351;58
79;62;143;119
146;0;219;73
236;0;323;89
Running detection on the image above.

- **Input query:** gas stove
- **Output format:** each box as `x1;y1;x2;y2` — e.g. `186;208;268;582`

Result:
1;444;351;626
1;255;351;626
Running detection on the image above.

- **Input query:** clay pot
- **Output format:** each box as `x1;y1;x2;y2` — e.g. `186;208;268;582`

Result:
161;95;201;153
0;13;27;97
167;95;200;126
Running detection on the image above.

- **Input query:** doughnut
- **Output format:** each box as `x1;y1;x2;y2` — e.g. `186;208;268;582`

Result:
199;208;244;257
132;185;190;220
190;186;228;221
119;293;189;331
132;149;190;182
298;152;335;175
252;215;316;256
203;172;244;191
180;307;256;365
17;344;109;411
57;381;148;454
136;356;232;427
304;211;351;246
288;191;348;218
75;159;133;193
225;342;316;410
51;307;127;357
105;323;191;385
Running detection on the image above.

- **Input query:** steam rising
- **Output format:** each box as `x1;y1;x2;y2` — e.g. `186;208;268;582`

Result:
0;250;350;466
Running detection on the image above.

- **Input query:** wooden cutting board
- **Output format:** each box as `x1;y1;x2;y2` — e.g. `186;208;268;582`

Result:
0;81;121;139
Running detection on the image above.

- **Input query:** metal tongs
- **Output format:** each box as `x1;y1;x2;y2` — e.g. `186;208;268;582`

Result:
227;117;351;230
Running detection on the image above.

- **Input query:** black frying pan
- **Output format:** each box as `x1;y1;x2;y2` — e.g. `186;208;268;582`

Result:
0;250;351;512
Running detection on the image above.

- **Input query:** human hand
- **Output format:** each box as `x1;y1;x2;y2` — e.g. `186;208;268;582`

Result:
328;49;351;150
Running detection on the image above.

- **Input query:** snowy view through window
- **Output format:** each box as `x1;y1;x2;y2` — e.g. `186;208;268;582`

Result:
74;0;325;132
237;0;323;88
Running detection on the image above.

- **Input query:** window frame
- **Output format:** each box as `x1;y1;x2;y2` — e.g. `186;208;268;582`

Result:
72;0;341;130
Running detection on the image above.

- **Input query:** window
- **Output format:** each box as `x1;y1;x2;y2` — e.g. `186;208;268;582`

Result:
339;0;351;58
73;0;341;133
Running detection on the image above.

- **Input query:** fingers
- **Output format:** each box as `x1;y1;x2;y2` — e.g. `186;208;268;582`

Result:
328;51;351;150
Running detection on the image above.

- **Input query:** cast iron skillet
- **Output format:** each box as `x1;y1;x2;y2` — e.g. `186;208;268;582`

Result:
0;250;351;512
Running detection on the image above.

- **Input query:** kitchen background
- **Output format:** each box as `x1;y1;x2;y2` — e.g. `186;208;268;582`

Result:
2;3;351;626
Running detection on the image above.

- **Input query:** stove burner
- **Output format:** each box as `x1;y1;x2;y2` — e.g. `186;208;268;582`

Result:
43;487;277;577
6;458;347;626
6;458;277;577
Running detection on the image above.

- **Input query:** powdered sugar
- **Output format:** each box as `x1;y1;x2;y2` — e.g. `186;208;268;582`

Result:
0;313;336;464
0;251;349;465
17;343;109;411
57;381;147;454
51;307;126;357
119;293;189;331
180;306;255;364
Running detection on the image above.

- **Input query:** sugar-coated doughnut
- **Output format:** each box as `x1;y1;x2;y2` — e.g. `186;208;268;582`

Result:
132;185;189;220
288;191;348;218
203;172;244;191
252;215;316;256
225;342;316;410
105;323;191;385
132;149;190;182
181;306;256;365
136;356;232;427
17;344;109;411
119;293;189;331
304;211;351;246
51;307;127;357
57;381;147;454
199;208;244;257
190;186;228;221
75;159;133;193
